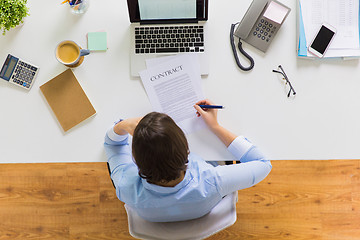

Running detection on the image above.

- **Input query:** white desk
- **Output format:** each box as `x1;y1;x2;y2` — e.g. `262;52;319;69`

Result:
1;0;359;163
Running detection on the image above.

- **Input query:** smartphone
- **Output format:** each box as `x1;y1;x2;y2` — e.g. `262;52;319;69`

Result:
308;23;337;58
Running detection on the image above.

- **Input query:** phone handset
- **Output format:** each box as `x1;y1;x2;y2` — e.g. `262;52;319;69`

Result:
230;24;254;71
231;0;268;71
230;0;268;71
235;0;269;39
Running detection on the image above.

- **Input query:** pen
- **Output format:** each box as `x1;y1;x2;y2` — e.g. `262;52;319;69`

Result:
198;105;224;109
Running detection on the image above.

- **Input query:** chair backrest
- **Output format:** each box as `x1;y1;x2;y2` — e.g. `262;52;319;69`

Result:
124;191;238;240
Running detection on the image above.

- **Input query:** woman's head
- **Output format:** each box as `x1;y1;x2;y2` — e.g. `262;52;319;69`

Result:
132;112;189;183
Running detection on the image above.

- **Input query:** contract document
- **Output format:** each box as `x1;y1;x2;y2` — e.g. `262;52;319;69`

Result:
139;54;205;134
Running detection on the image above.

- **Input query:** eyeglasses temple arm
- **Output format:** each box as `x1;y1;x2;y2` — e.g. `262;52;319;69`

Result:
273;69;296;96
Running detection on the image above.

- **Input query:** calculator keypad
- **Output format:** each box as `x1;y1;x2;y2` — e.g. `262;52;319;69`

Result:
11;61;38;89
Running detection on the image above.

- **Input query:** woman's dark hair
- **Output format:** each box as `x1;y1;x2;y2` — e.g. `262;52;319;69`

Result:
132;112;189;183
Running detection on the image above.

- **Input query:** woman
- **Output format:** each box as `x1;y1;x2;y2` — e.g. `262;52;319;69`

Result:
104;99;271;222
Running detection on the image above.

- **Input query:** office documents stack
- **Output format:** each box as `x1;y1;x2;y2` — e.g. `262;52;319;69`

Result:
297;0;360;58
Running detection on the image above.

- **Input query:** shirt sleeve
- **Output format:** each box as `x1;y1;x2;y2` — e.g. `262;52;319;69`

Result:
215;136;272;196
104;126;137;188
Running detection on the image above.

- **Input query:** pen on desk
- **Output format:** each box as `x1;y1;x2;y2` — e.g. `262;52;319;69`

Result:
61;0;69;4
198;105;225;109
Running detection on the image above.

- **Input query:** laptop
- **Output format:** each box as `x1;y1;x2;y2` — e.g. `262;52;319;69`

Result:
127;0;209;77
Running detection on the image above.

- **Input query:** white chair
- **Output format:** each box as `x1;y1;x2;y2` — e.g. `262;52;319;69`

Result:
124;191;238;240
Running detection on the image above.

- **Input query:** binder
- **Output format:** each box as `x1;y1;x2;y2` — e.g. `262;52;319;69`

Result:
296;1;308;57
40;69;96;132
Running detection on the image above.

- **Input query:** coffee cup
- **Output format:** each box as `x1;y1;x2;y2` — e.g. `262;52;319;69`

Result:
55;40;90;67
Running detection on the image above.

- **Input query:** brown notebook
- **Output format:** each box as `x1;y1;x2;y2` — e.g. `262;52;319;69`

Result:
40;69;96;132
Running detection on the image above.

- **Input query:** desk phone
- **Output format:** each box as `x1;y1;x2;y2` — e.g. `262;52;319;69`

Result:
0;54;39;90
234;0;291;52
230;0;291;71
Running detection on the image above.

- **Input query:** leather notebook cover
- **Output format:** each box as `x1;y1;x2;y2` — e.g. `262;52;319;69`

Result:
40;69;96;132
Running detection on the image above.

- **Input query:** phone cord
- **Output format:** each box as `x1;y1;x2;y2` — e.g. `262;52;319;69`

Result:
230;23;254;71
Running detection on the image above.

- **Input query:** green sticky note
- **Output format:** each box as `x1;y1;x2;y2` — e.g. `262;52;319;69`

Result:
87;32;107;51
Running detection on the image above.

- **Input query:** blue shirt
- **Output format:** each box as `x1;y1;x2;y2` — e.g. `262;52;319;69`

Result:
104;127;271;222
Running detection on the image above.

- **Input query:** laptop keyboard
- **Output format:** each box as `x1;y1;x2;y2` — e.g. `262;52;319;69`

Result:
135;26;204;54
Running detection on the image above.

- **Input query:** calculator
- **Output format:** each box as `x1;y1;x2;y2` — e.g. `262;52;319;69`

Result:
0;54;39;90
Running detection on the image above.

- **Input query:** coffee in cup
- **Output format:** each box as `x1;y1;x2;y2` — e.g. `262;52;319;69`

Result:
55;40;90;67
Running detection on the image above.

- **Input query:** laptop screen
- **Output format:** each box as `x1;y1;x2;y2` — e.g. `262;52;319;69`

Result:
127;0;208;23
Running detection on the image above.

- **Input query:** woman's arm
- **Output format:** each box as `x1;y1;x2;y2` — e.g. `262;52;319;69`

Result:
113;117;142;136
194;99;271;196
104;117;142;190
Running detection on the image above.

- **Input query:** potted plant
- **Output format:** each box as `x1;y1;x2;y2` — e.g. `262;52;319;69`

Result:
0;0;29;35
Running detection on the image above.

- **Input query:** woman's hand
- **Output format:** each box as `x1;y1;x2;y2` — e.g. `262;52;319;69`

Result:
194;99;237;147
194;99;219;131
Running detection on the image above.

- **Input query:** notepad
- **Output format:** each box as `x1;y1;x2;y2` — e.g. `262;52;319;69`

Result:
40;69;96;132
87;32;107;51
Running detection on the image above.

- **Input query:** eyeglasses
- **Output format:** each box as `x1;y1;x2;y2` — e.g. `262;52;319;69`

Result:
272;65;296;98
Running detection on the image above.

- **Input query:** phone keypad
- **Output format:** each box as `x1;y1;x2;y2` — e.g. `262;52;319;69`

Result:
252;18;276;43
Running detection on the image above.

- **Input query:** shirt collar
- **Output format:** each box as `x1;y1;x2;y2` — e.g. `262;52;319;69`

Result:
142;168;192;194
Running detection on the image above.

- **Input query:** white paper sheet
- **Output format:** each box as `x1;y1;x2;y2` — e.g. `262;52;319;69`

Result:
138;0;196;20
139;54;205;134
300;0;359;50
